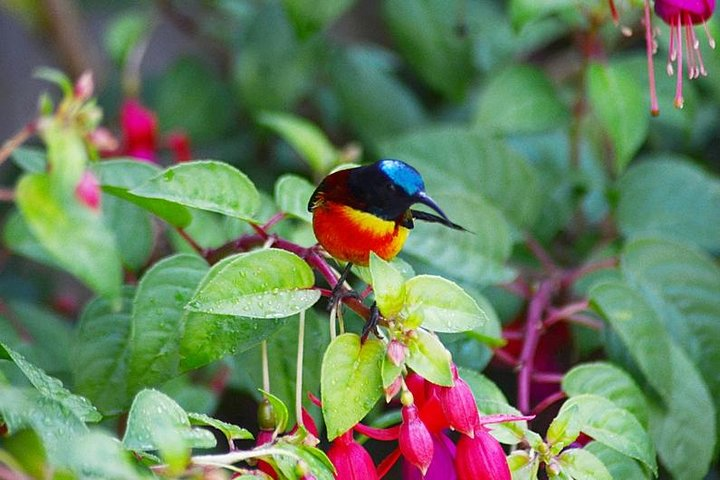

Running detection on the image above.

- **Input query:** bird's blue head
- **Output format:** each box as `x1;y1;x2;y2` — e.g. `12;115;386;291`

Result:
376;159;425;196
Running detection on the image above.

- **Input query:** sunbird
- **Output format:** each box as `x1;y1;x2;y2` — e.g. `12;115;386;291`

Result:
308;159;466;318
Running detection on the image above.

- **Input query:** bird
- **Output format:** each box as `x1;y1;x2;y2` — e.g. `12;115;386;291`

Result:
307;159;466;332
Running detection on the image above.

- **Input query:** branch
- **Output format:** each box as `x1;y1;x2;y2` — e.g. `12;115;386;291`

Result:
0;122;36;168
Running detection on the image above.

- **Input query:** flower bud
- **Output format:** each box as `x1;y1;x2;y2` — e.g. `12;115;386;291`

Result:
387;339;406;366
167;131;192;163
88;127;119;154
74;71;94;101
120;98;158;162
455;428;510;480
438;375;480;437
75;171;101;211
399;403;434;475
327;432;378;480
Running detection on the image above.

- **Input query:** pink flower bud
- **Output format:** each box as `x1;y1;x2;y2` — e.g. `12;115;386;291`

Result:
167;131;192;163
75;171;101;211
74;71;94;100
399;403;434;475
402;433;457;480
88;127;119;154
387;340;406;367
455;428;510;480
385;375;402;402
327;432;378;480
120;98;158;162
438;374;480;437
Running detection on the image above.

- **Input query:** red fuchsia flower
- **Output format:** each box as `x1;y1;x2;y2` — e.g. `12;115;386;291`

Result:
120;98;158;162
455;427;511;480
399;400;434;475
437;365;480;438
75;170;101;211
327;431;379;480
402;432;457;480
167;130;193;163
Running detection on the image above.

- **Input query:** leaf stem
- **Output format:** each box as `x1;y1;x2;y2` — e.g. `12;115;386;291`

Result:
261;340;270;393
295;310;305;429
175;227;205;255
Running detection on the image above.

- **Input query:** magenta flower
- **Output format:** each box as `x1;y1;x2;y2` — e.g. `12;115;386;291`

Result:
399;402;434;475
327;431;379;480
120;98;158;162
75;170;101;211
402;433;457;480
437;366;481;438
455;427;511;480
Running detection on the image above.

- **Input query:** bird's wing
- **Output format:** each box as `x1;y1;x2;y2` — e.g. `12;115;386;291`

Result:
410;209;469;232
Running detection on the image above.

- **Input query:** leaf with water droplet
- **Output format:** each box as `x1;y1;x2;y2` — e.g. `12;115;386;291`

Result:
405;329;453;386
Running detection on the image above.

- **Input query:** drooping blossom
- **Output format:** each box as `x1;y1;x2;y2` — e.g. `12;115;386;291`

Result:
455;427;511;480
399;401;434;475
120;98;158;162
437;365;481;438
402;432;457;480
327;431;379;480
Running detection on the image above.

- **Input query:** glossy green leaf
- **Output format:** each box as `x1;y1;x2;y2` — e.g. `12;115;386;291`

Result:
507;450;540;480
122;389;216;452
562;362;649;427
72;288;134;415
11;146;46;173
0;343;100;422
406;329;453;386
475;65;568;134
381;127;541;229
369;252;406;318
589;281;673;399
260;389;289;434
188;412;253;442
60;431;142;479
104;194;154;270
585;442;651;480
321;333;384;440
547;403;580;448
274;174;315;222
617;158;720;250
283;0;355;37
559;394;656;474
272;443;335;480
557;448;613;480
384;0;474;99
261;112;338;175
587;62;648;174
187;249;320;318
648;343;715;480
404;275;487;332
16;173;122;302
130;161;260;221
128;254;208;393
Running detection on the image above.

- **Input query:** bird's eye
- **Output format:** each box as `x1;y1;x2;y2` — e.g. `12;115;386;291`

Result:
386;183;396;192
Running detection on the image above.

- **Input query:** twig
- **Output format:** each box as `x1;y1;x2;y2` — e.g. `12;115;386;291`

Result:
544;300;590;328
0;122;36;168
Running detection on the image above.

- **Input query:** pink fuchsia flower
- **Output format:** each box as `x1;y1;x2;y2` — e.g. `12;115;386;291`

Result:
437;366;481;438
120;98;158;162
402;433;457;480
327;431;379;480
455;427;511;480
75;170;101;211
399;401;434;475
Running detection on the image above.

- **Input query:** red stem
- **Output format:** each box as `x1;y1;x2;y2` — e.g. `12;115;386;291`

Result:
561;257;617;288
544;300;590;328
493;348;519;368
525;234;557;274
531;390;567;416
531;372;564;384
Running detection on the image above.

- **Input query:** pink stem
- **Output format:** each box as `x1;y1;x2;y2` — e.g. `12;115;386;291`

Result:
525;234;557;273
544;299;590;327
644;0;660;115
531;372;565;384
531;390;567;416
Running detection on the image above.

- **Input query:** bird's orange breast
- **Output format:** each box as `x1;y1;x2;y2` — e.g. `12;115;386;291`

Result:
312;201;409;266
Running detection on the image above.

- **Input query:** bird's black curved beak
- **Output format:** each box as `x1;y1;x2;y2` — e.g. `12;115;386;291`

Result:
414;191;451;222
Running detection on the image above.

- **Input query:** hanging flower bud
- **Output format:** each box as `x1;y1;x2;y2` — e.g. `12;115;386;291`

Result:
455;427;510;480
387;340;406;367
74;71;94;101
120;98;158;162
402;432;457;480
327;432;378;480
438;367;480;437
399;401;434;475
167;130;192;163
75;171;101;211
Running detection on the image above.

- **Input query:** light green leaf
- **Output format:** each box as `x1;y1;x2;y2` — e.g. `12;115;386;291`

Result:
261;112;338;175
187;249;320;318
557;448;613;480
404;275;487;332
11;146;46;173
128;254;208;393
369;252;406;318
42;123;86;193
507;450;540;480
2;209;58;268
16;173;122;302
272;443;336;480
559;394;656;474
562;362;649;427
585;442;651;480
617;158;720;250
130;161;260;221
321;334;384;440
60;431;142;479
0;343;100;423
475;65;568;134
274;174;315;222
547;403;580;448
587;62;648;174
508;0;578;30
72;288;134;415
406;329;452;386
188;412;253;442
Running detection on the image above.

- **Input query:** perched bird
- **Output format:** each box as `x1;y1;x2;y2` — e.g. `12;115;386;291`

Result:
308;158;465;275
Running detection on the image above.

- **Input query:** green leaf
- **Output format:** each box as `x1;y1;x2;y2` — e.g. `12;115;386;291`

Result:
72;287;134;415
507;450;540;480
128;254;208;393
369;252;406;318
509;0;577;30
403;275;487;332
562;362;649;428
559;394;656;474
329;48;426;144
104;11;150;66
589;281;673;399
274;174;315;222
282;0;355;37
384;0;474;99
130;161;260;221
187;249;320;318
648;343;715;480
616;158;720;250
60;431;142;479
122;389;216;452
43;123;87;193
475;65;568;134
104;194;154;270
2;209;58;268
271;443;336;480
557;448;613;480
260;389;289;434
321;333;384;440
547;403;580;448
260;112;338;175
2;429;47;479
381;127;542;229
406;329;453;386
188;412;253;442
587;62;648;174
11;146;46;173
585;442;651;480
16;173;123;302
0;343;100;422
